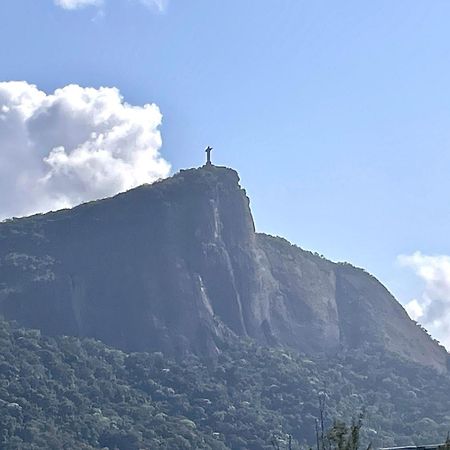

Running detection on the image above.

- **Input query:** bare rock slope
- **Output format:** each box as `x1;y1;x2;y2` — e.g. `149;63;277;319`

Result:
0;165;447;371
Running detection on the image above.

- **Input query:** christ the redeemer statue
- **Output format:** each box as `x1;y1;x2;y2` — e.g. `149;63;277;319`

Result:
205;146;213;165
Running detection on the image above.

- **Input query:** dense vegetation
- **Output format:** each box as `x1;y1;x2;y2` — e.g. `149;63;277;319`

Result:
1;316;450;449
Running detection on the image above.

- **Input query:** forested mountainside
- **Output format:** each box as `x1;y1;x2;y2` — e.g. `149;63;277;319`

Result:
1;165;449;449
1;317;450;450
0;165;447;371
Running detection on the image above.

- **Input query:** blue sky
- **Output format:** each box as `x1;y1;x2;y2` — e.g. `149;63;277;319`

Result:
1;0;449;346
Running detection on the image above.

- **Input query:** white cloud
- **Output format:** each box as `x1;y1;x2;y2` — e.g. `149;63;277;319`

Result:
0;81;170;219
137;0;168;12
54;0;168;12
398;251;450;350
55;0;103;10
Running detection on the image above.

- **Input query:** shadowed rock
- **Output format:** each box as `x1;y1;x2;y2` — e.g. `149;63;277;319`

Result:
0;165;448;371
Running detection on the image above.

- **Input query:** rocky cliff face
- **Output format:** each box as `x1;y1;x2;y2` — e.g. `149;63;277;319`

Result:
0;165;447;371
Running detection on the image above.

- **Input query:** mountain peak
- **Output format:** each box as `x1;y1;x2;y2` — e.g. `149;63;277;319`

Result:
0;166;448;372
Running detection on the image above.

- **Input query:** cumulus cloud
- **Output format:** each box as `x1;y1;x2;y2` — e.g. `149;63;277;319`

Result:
54;0;168;12
398;252;450;350
0;81;170;219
